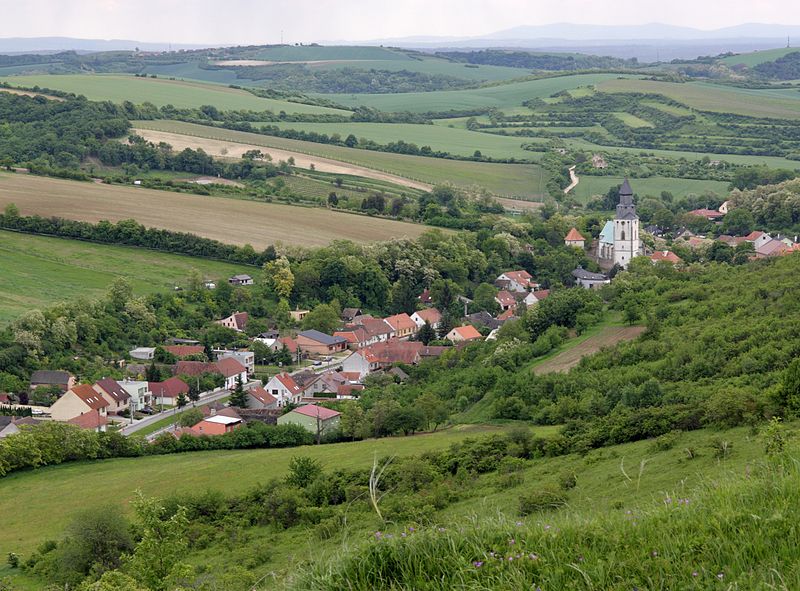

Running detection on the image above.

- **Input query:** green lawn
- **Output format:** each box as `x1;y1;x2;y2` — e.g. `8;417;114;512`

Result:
268;121;538;160
134;120;547;198
0;230;246;324
0;74;349;115
573;175;731;202
319;73;634;113
0;424;545;555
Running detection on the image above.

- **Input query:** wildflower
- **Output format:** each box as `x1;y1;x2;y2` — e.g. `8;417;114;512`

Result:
509;538;516;545
544;525;551;531
473;561;484;568
508;556;514;561
374;531;382;539
651;551;658;557
528;553;539;560
692;572;699;577
489;551;495;557
438;527;446;532
717;573;724;580
408;526;415;532
516;521;523;526
578;556;585;562
401;533;407;538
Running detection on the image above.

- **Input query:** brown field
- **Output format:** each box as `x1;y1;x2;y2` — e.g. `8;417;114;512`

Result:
495;196;542;211
0;87;63;101
133;128;432;192
533;325;646;375
0;173;431;248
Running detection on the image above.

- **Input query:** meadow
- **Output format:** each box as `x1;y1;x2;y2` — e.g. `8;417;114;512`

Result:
0;424;528;555
133;120;547;198
596;78;800;119
0;229;245;324
318;73;632;113
0;74;349;114
719;47;799;67
267;120;538;160
0;173;431;249
571;175;731;202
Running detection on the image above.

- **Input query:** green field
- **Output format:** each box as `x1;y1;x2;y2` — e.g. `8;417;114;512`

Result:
612;111;654;128
0;74;350;114
572;175;731;202
0;424;543;555
719;47;799;67
597;78;800;119
318;73;633;113
133;120;547;197
0;229;245;324
268;121;537;160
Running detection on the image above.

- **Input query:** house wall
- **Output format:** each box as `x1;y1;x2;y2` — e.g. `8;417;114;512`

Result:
247;392;278;410
94;386;129;415
340;353;371;379
296;335;346;355
49;393;92;422
191;420;232;436
264;376;300;406
278;412;340;435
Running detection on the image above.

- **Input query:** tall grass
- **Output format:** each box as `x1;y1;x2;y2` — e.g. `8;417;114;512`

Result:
297;453;800;590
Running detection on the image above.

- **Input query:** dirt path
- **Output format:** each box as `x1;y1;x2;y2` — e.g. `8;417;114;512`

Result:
0;87;63;101
533;325;645;375
563;165;579;194
133;128;433;192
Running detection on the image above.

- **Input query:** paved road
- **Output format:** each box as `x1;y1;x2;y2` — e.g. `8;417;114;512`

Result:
564;165;579;194
119;387;240;436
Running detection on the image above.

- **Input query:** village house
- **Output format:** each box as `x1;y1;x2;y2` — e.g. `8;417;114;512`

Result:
190;414;242;436
465;311;503;331
129;347;155;361
29;370;74;393
341;308;363;323
383;313;417;339
245;385;279;410
216;311;249;332
216;358;249;390
572;267;610;289
296;330;348;355
356;316;396;342
410;308;442;329
93;378;131;415
340;341;425;379
117;380;153;412
49;384;109;423
564;228;586;249
524;289;550;307
149;377;190;406
164;344;206;359
494;290;517;312
278;404;341;436
67;410;108;432
214;349;255;374
650;250;682;265
418;289;433;306
334;325;371;350
263;372;303;407
0;416;37;438
688;208;724;221
289;309;310;323
228;274;253;286
445;325;482;343
495;270;539;293
745;231;773;250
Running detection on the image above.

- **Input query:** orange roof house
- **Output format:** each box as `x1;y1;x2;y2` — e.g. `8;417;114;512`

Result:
383;313;417;338
565;228;586;248
650;250;682;264
49;383;110;422
445;325;482;343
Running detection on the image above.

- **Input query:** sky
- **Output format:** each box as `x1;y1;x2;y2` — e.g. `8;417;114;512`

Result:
0;0;797;45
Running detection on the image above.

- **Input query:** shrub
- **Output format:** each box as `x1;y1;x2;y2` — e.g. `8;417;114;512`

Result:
650;429;683;452
558;471;577;491
285;456;323;488
519;488;567;515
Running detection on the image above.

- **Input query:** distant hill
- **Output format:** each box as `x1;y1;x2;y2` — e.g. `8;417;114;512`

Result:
0;37;210;54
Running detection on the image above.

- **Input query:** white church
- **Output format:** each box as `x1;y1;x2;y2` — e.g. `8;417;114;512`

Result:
597;179;643;268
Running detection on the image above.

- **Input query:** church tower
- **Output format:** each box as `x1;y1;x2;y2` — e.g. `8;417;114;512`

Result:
613;179;640;268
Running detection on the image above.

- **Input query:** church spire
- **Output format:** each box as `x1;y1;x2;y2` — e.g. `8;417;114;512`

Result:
616;178;637;219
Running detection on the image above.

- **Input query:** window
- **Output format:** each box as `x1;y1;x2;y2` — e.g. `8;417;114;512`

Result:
621;230;626;241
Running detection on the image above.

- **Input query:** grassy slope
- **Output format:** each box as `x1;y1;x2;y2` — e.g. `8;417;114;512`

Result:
719;47;799;67
596;78;800;119
0;173;431;249
268;121;536;160
0;424;550;555
0;74;349;114
572;175;731;202
0;229;245;324
319;73;632;113
133;120;546;198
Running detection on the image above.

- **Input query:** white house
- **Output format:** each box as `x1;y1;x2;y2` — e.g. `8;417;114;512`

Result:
215;350;255;374
572;268;610;289
129;347;155;361
117;380;153;412
340;351;373;380
228;274;253;286
495;270;538;293
263;372;303;407
410;308;442;329
216;358;249;390
523;289;550;307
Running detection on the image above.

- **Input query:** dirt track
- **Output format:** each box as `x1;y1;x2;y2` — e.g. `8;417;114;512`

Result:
133;128;433;192
0;87;63;101
533;325;646;375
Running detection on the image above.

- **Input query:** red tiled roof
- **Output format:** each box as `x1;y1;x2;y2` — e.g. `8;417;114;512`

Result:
334;326;369;344
450;325;482;341
495;290;517;307
174;361;218;377
501;270;534;285
67;410;108;430
278;336;298;353
418;289;433;303
274;372;303;395
149;377;189;398
70;384;109;410
360;341;423;365
565;228;585;241
383;313;417;332
756;239;789;257
356;317;395;338
413;308;442;324
216;357;247;378
650;250;682;264
163;345;205;358
94;378;131;403
247;386;277;405
534;289;550;300
688;208;723;219
292;404;341;421
745;231;766;241
0;393;10;404
340;372;362;382
497;309;517;321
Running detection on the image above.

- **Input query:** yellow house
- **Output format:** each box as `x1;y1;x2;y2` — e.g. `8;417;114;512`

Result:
49;384;110;422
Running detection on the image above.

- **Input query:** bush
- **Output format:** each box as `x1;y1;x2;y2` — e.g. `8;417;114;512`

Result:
518;488;567;515
558;471;577;491
650;430;683;452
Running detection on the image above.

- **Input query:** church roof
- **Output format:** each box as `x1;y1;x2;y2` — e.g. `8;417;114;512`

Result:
619;178;633;197
616;178;638;219
599;220;615;245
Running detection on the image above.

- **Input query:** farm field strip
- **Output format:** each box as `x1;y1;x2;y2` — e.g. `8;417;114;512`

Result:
0;173;431;249
133;120;546;198
0;74;349;114
571;175;732;202
0;230;244;324
533;325;646;374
